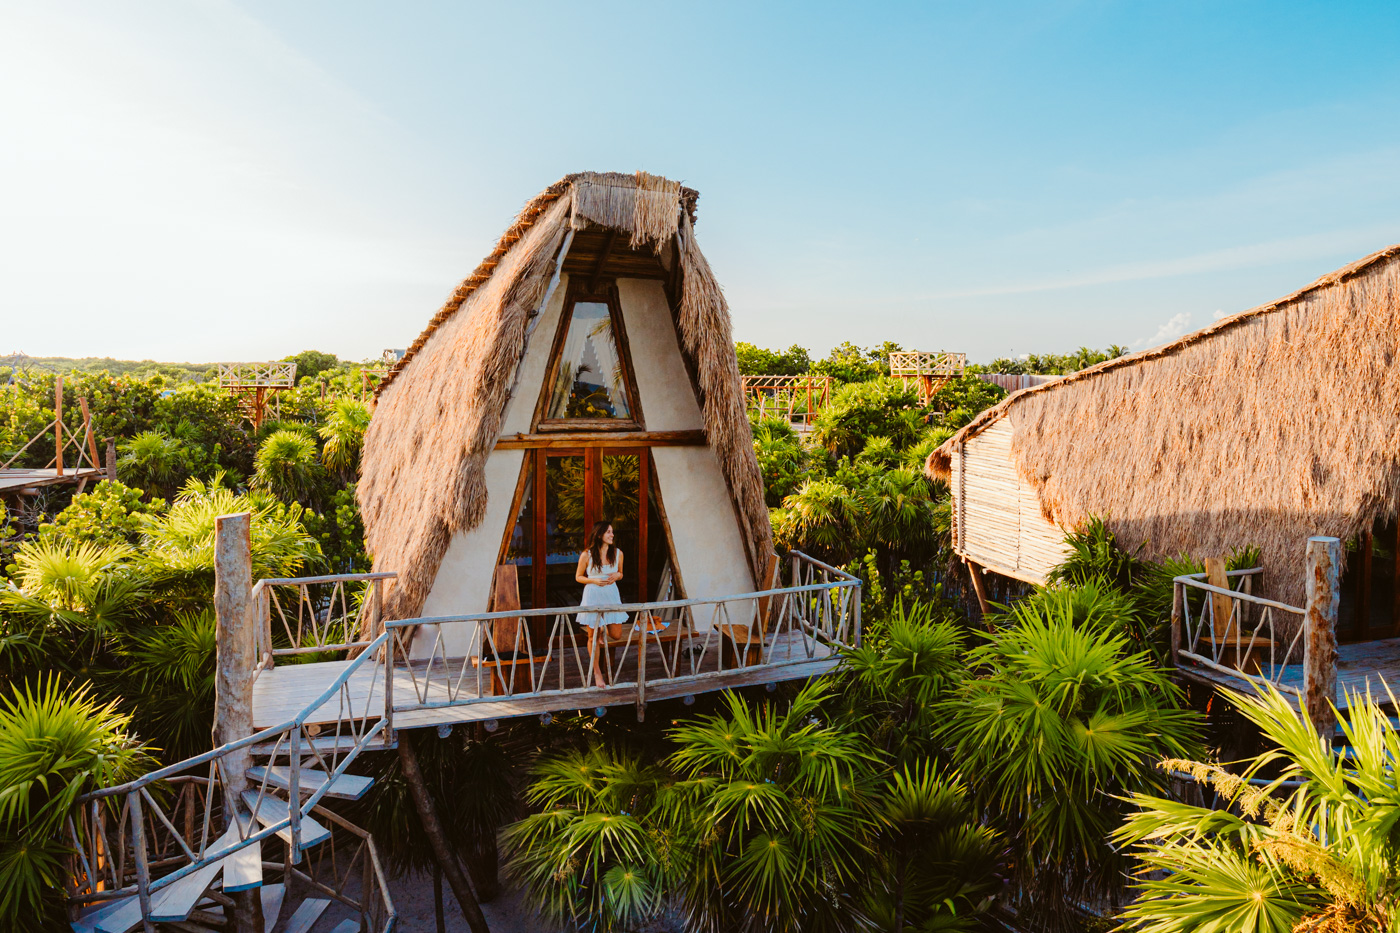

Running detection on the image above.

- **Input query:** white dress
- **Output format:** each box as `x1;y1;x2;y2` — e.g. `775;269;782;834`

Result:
577;559;627;628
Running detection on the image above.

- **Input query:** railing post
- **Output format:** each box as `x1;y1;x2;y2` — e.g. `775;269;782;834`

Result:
213;512;264;932
852;582;861;648
288;724;302;859
1169;580;1183;668
1304;536;1341;736
128;791;155;933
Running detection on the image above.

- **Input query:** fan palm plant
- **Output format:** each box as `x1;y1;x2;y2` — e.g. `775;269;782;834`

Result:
0;677;151;928
253;428;323;504
660;683;880;933
121;610;217;761
864;762;1003;933
318;398;371;476
504;746;670;932
770;477;858;561
1117;685;1400;933
940;602;1201;926
116;430;188;498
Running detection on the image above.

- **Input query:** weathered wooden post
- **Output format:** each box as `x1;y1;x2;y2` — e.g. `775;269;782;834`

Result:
1303;536;1341;738
54;375;64;477
213;512;264;933
105;437;117;483
1168;579;1183;668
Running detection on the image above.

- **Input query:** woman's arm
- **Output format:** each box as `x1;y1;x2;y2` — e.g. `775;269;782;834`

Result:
575;552;596;586
610;550;624;583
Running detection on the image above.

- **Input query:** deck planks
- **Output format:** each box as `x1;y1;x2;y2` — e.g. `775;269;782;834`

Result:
1179;636;1400;711
252;629;840;731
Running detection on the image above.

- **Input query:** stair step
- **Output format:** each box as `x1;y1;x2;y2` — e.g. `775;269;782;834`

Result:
73;896;133;933
281;897;331;933
330;921;361;933
262;882;286;929
247;765;374;801
241;791;332;851
224;810;263;892
251;732;393;757
90;823;243;931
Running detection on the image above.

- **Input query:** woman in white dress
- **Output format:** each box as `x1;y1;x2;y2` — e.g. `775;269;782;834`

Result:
575;521;625;689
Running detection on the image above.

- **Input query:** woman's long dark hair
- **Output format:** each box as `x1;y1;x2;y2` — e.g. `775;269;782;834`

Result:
587;520;616;571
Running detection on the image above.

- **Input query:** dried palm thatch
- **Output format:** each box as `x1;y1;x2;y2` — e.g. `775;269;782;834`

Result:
928;245;1400;603
360;172;772;619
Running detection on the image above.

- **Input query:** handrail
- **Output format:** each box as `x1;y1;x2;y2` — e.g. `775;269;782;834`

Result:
1171;574;1305;615
254;571;397;588
385;577;858;628
79;631;391;802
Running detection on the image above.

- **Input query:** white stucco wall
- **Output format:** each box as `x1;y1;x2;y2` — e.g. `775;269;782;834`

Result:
412;274;755;653
616;278;703;431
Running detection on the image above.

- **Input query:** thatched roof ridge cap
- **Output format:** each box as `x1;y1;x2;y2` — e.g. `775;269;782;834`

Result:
380;171;699;395
924;241;1400;480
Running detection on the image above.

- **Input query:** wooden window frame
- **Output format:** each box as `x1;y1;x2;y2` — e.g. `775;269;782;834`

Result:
533;278;645;433
492;447;680;613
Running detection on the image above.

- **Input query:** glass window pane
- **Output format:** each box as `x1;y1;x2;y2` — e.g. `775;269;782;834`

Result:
546;302;632;420
503;467;534;611
545;455;586;607
600;454;640;603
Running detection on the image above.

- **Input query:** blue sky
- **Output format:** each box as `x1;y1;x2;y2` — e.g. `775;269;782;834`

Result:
4;1;1400;363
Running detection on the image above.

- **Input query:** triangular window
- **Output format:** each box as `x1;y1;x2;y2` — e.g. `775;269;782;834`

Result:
540;290;639;428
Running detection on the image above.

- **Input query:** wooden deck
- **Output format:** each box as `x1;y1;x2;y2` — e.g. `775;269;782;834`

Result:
0;467;106;494
1177;636;1400;711
252;629;839;731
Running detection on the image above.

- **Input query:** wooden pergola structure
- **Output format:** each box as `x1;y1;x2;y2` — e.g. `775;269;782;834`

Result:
888;350;966;404
217;362;297;430
741;374;832;430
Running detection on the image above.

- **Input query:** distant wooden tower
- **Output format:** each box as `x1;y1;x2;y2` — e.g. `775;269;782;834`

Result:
217;362;297;429
888;350;966;405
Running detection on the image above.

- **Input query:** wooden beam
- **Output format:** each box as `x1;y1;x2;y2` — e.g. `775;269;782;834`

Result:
1304;536;1341;736
495;430;706;449
588;230;617;292
1204;557;1232;638
54;375;64;477
397;738;491;933
963;557;994;631
79;397;101;471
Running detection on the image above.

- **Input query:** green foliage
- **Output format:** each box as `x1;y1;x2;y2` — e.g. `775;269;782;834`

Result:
139;476;321;585
253;428;323;504
283;349;340;383
925;376;1006;430
505;747;669;931
319;398;371;474
978;345;1129;376
940;605;1201;918
38;481;163;548
0;677;150;927
812;341;900;384
662;683;880;933
811;378;925;459
1118;685;1400;932
117;430;190;497
121;611;217;761
735;342;812;376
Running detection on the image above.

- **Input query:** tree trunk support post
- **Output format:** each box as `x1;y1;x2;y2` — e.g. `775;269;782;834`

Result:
55;375;64;477
213;512;264;933
963;558;993;630
398;737;492;933
1304;536;1341;737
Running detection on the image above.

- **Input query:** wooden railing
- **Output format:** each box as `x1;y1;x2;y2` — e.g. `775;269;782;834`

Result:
252;572;396;670
1169;544;1341;728
387;551;860;721
1171;568;1306;696
65;631;395;929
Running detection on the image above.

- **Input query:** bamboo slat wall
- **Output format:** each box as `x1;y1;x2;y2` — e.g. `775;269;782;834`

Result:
953;418;1069;583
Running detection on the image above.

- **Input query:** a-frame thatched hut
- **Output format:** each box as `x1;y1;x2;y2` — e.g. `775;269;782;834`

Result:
358;172;776;655
927;244;1400;626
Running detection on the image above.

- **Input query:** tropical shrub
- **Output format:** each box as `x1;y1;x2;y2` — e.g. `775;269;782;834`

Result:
38;481;163;548
1118;686;1400;933
253;428;323;504
117;430;189;497
505;747;670;931
0;678;150;928
319;398;371;475
940;602;1201;925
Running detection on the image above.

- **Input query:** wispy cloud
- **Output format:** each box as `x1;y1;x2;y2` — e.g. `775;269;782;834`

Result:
1134;312;1193;349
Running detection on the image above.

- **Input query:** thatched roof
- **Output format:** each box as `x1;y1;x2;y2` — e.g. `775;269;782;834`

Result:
928;244;1400;602
359;172;773;620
